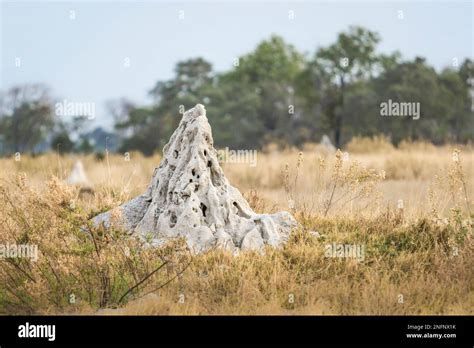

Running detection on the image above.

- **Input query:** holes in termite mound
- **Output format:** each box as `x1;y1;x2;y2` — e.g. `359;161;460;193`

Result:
169;211;177;228
191;168;200;179
207;160;212;168
173;150;179;159
200;203;207;217
210;167;220;187
204;134;213;146
232;201;249;218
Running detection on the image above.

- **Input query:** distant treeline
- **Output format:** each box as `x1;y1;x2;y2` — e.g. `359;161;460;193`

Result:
1;26;472;156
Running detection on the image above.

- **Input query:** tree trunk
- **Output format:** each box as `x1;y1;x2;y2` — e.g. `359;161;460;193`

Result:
334;76;346;149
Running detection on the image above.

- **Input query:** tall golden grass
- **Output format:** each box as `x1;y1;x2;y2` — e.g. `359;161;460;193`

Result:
0;139;472;314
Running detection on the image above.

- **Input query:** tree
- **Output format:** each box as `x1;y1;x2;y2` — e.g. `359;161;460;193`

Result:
457;59;474;142
372;57;462;144
76;137;94;154
0;84;55;154
198;78;264;149
438;67;471;143
111;29;472;154
118;58;223;154
51;131;74;154
310;26;381;148
224;35;305;146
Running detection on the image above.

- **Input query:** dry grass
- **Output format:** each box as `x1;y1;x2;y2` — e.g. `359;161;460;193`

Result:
0;140;472;315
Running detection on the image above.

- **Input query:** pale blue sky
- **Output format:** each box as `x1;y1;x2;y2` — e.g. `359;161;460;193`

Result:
1;1;472;130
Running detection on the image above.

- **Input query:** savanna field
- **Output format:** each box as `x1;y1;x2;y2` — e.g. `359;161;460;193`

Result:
0;137;472;315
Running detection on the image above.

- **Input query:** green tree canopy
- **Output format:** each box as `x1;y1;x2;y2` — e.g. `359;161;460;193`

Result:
0;84;55;154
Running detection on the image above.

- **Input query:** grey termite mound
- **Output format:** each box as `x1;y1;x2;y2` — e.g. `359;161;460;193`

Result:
93;104;297;253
